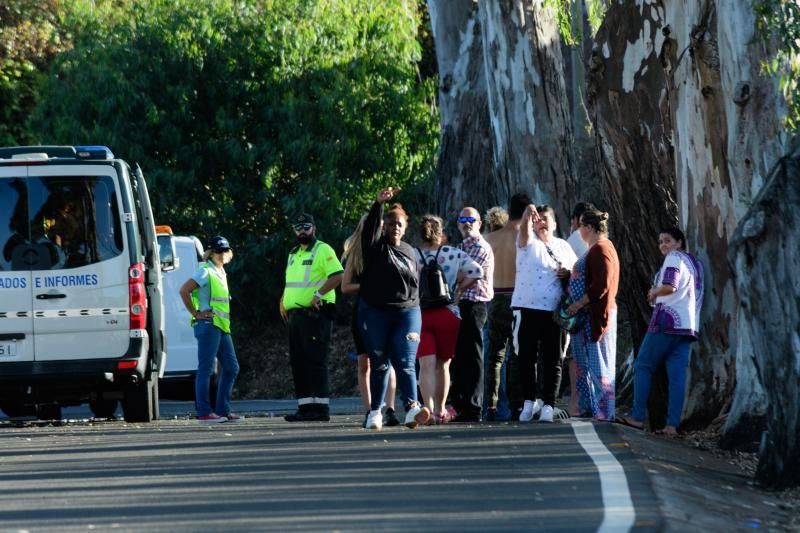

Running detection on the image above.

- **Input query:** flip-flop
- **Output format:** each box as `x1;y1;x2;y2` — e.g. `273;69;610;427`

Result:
615;416;645;431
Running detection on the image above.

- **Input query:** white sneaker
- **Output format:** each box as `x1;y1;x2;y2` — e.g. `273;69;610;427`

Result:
365;409;383;430
539;405;554;423
404;404;431;429
519;400;535;422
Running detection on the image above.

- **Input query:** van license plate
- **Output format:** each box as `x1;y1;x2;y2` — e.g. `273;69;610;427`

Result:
0;342;16;357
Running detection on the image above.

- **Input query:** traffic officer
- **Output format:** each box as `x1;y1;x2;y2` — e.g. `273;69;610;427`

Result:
179;236;242;424
279;213;344;421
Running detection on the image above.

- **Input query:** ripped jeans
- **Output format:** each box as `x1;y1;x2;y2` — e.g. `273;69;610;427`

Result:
358;300;422;412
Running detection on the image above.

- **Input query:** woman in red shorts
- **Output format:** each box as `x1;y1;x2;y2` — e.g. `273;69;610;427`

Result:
415;215;483;423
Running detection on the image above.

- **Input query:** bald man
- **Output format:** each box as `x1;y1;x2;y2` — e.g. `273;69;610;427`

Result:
450;206;494;422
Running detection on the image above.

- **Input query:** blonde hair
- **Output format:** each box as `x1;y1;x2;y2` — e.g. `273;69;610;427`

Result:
343;215;366;276
485;206;508;231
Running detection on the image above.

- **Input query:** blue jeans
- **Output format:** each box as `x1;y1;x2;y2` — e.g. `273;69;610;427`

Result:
632;325;692;428
359;300;421;412
194;320;240;417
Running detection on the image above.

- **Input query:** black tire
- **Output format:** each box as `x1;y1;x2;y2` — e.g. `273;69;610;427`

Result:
122;376;156;423
36;403;62;421
150;378;160;421
89;399;119;419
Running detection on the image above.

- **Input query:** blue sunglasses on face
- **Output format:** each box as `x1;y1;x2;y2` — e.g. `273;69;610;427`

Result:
458;216;477;224
293;223;313;231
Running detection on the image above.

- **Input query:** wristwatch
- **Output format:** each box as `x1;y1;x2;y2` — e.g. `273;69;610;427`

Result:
314;291;323;300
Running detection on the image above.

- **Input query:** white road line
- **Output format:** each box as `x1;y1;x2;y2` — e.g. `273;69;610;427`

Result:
570;420;635;532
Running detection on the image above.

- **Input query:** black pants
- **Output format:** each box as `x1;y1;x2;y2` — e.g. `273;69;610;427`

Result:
513;308;562;407
288;309;332;404
451;300;488;418
485;294;515;410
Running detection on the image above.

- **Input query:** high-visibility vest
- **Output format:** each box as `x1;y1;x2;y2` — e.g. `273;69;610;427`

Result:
191;261;231;333
283;240;336;310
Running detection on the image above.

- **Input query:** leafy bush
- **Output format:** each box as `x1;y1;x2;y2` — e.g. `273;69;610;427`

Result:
28;0;438;328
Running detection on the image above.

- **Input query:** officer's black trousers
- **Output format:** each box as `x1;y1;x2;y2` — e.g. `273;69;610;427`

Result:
288;309;332;403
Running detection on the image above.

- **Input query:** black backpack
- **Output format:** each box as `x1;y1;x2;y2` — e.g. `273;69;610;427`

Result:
416;247;452;309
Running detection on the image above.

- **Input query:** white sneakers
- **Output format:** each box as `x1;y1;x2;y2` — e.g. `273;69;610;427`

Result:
404;404;431;428
519;399;543;422
539;405;554;423
365;404;431;430
366;409;383;430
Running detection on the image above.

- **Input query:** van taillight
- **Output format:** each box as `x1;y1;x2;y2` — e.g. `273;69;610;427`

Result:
129;262;147;330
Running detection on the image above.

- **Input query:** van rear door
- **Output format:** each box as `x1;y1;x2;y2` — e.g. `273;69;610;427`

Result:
27;165;130;361
0;167;34;364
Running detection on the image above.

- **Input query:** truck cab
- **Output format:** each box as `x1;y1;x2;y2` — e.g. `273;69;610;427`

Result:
0;145;167;422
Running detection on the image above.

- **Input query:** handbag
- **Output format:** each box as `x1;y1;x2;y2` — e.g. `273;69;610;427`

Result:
553;294;582;333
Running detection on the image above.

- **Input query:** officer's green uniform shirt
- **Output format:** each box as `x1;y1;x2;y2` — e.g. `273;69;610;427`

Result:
283;238;343;310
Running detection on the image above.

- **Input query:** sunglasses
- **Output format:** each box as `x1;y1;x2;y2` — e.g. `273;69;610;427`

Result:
458;216;477;224
293;223;313;232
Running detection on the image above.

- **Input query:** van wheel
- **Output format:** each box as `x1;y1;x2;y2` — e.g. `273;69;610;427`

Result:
150;378;160;421
90;399;119;419
122;376;156;423
37;404;62;421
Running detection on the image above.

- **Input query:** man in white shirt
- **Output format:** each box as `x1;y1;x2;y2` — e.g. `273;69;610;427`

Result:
566;201;595;257
512;204;577;422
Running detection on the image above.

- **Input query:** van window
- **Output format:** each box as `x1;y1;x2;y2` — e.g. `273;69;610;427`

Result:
0;178;29;271
0;175;124;271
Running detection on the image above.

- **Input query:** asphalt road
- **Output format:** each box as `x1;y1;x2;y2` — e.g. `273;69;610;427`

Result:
0;402;662;532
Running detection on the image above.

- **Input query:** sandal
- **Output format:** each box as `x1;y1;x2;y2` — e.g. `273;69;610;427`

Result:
615;415;645;431
655;426;679;437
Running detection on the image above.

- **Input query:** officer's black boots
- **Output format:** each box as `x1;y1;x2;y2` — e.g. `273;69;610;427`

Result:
284;403;330;422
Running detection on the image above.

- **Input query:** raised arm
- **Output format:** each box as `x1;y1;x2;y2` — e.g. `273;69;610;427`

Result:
517;204;539;248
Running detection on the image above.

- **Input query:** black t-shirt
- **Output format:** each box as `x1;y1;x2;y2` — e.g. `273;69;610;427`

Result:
359;201;419;309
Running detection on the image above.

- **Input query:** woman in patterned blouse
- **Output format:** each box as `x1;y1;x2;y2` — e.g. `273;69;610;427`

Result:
618;227;704;435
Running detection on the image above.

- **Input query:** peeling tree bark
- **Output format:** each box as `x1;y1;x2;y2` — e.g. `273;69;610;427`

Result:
589;0;787;447
660;0;786;439
428;0;495;222
587;1;679;423
729;143;800;488
477;0;577;227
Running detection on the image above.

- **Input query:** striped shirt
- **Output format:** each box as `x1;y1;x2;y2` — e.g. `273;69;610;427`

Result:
458;234;494;303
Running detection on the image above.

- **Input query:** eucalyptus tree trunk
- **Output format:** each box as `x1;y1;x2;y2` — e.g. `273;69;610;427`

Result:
729;142;800;488
428;0;495;222
589;0;787;445
659;0;786;441
477;0;577;227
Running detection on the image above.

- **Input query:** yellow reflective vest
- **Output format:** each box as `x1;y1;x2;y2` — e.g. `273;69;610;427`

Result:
283;239;342;310
191;262;231;333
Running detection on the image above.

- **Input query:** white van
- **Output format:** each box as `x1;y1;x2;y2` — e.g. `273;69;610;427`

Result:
0;145;168;422
156;229;207;398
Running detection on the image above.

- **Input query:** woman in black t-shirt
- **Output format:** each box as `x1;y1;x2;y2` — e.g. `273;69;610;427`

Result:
358;187;430;430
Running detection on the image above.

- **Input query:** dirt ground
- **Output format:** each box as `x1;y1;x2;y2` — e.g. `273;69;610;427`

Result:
634;422;800;531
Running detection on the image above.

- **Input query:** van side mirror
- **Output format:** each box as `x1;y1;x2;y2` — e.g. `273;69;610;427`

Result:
157;235;179;272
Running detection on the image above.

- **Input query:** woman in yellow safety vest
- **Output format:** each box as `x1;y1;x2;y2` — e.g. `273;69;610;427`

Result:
179;236;242;424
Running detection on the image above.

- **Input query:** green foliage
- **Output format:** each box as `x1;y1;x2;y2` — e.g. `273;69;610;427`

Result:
544;0;608;44
0;0;71;145
26;0;438;323
755;0;800;132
